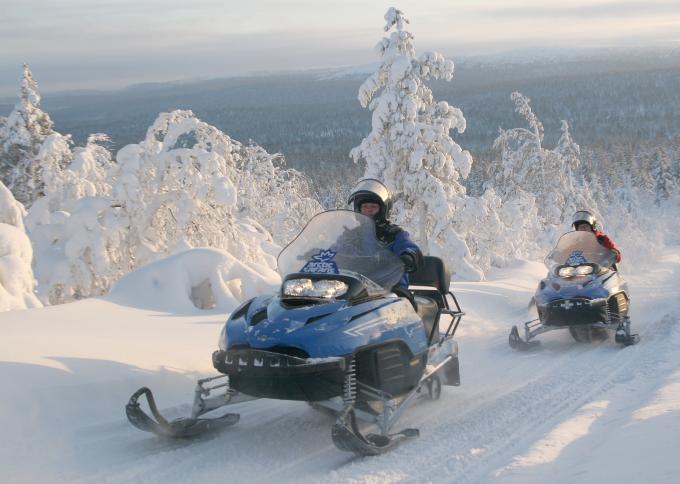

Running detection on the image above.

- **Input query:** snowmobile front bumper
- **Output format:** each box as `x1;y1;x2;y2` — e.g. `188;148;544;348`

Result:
212;349;347;401
538;297;608;326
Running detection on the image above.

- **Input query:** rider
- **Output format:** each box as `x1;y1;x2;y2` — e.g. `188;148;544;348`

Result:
347;178;423;289
572;210;621;264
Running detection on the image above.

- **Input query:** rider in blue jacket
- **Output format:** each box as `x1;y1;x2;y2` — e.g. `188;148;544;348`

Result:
347;179;423;289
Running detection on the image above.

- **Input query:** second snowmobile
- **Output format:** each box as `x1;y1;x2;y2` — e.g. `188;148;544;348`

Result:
509;230;639;350
126;210;465;455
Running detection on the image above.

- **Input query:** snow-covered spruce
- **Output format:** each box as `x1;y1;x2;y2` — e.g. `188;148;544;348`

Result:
350;7;480;279
0;64;54;206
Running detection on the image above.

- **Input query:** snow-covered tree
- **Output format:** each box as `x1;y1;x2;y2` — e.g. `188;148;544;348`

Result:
0;64;54;205
28;110;321;304
237;144;322;244
650;148;677;205
0;180;42;310
26;132;121;304
491;92;545;199
111;110;320;286
491;93;594;228
350;8;478;278
112;110;271;266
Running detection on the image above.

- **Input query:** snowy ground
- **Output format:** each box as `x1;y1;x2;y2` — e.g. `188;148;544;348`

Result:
2;248;680;483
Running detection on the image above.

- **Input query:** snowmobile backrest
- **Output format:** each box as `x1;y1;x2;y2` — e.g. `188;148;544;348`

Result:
409;256;451;295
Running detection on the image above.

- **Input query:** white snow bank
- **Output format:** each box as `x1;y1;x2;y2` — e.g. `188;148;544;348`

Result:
0;223;42;311
0;181;26;230
106;247;280;313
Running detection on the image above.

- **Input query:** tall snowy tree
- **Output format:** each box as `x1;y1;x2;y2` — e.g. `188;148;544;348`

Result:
350;8;478;278
650;147;677;205
236;144;322;245
491;93;593;228
0;64;54;205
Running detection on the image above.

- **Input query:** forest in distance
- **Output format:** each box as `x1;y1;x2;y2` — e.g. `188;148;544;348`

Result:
2;47;680;198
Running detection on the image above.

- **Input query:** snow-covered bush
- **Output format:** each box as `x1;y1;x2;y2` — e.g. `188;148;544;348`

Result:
0;181;41;310
111;110;315;266
28;110;319;305
460;188;544;273
26;132;121;304
350;8;480;279
237;145;322;244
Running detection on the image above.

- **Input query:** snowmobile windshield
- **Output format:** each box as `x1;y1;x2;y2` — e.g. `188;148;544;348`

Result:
277;210;404;292
545;231;616;271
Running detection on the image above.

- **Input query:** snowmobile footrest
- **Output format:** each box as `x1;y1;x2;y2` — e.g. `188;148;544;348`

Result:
509;325;540;351
331;410;418;456
126;387;239;438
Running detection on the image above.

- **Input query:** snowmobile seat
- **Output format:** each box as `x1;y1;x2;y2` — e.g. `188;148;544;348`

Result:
409;256;452;341
414;295;439;337
409;256;450;300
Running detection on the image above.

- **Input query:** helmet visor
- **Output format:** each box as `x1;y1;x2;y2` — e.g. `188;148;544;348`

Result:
349;179;390;206
573;210;596;227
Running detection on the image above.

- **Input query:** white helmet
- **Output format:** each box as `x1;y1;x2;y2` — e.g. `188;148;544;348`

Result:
572;210;597;230
347;178;392;222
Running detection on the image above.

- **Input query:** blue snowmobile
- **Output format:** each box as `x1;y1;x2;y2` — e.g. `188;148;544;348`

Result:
126;210;465;455
509;230;639;350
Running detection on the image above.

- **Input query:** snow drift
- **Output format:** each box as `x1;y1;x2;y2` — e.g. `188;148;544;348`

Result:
106;247;280;313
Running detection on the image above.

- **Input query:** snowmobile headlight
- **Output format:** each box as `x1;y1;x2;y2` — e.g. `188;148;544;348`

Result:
558;267;575;277
574;265;593;276
310;279;349;298
283;278;314;296
218;324;228;352
283;278;349;299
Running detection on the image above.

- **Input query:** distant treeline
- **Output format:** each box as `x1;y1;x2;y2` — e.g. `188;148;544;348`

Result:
2;50;680;196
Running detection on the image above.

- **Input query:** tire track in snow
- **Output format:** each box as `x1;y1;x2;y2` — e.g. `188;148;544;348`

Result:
327;309;680;483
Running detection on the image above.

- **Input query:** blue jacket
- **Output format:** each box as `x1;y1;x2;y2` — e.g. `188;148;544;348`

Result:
376;222;422;288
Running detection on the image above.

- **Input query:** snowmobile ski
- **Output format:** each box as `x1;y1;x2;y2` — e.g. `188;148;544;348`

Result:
126;387;240;438
126;375;255;438
331;409;418;456
615;317;640;346
508;325;539;351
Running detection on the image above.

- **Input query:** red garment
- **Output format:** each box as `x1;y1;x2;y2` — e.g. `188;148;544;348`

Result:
594;229;621;262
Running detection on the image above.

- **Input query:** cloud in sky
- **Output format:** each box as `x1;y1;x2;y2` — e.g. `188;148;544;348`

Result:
476;1;680;18
1;0;679;96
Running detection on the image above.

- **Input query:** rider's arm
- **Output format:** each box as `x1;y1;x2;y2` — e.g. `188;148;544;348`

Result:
596;232;622;263
392;231;424;273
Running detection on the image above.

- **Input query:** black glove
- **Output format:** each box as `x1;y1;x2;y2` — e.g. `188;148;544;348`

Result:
400;249;423;273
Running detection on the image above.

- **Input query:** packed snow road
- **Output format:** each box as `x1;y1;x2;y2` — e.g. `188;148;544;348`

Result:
1;251;679;483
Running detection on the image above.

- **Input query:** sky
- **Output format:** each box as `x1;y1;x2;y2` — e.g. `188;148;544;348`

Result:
1;0;680;96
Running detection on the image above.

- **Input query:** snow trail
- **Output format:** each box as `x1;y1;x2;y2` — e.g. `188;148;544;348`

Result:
1;249;679;483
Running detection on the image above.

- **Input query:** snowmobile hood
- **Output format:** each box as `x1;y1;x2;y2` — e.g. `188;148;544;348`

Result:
535;270;627;306
226;296;427;358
